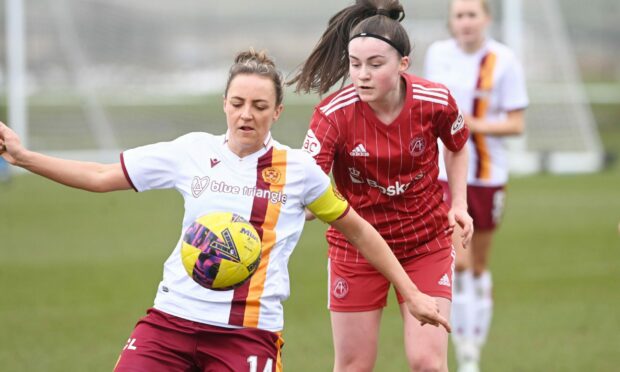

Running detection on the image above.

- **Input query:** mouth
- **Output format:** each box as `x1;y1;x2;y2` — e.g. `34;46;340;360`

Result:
239;125;254;132
357;85;373;92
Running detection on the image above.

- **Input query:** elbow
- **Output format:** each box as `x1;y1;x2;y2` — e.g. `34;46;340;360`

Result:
86;173;119;193
83;180;109;193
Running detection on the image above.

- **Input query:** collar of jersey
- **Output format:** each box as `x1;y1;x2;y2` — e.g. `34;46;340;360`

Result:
221;130;274;163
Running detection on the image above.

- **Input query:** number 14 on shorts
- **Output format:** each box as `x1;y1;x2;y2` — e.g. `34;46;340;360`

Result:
123;338;137;351
247;355;273;372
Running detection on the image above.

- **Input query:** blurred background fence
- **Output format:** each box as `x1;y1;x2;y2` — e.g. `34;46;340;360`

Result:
1;0;619;172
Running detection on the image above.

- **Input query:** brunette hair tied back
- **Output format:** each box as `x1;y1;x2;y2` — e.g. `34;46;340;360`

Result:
288;0;410;95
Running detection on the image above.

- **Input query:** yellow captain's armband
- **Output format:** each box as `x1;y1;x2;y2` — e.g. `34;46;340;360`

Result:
307;184;349;223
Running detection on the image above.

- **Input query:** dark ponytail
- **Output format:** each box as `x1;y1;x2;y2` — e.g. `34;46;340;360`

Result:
288;0;409;95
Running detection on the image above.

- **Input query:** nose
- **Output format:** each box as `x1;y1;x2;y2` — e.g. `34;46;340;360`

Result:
358;65;370;80
240;105;252;121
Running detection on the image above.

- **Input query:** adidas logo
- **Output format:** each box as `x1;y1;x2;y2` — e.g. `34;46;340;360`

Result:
438;274;451;287
349;144;369;157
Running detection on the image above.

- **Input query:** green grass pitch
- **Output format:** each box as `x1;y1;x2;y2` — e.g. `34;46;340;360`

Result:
1;102;619;371
1;165;618;371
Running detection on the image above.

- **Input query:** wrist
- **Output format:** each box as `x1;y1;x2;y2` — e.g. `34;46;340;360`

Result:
399;283;422;303
451;198;468;210
13;148;33;168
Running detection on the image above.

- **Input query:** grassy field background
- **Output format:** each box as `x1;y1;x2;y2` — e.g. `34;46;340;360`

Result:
1;103;619;371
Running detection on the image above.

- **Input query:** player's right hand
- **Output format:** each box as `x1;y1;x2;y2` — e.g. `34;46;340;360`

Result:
0;121;23;164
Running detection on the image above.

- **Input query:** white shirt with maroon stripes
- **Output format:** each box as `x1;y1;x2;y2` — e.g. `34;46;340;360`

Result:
121;132;343;332
425;38;529;186
302;73;469;262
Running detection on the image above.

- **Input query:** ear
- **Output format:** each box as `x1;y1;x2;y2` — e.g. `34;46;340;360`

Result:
399;56;410;72
272;104;284;123
222;95;227;112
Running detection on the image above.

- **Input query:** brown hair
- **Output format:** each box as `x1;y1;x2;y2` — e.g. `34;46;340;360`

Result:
288;0;409;95
225;49;284;106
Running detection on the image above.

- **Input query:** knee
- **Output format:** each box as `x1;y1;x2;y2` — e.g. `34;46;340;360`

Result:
454;260;469;272
334;355;375;372
334;361;374;372
408;353;445;372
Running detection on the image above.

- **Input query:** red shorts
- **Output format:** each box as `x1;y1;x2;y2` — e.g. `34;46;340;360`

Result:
114;308;283;372
328;245;455;312
440;181;506;230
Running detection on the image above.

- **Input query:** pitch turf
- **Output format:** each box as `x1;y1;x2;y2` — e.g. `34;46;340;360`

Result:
1;163;618;371
1;105;618;370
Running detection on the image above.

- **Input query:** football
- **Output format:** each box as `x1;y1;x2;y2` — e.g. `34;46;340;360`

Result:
181;212;261;291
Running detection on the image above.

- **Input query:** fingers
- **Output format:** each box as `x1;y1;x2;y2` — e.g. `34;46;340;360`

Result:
419;313;451;333
434;313;451;333
461;222;473;248
454;212;473;249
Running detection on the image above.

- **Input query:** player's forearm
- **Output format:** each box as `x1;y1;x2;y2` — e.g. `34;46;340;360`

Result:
358;228;421;298
333;212;422;298
467;110;525;136
444;146;468;209
16;150;128;192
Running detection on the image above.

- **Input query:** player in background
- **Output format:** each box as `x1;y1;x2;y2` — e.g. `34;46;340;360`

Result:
424;1;529;371
288;1;473;371
0;49;449;372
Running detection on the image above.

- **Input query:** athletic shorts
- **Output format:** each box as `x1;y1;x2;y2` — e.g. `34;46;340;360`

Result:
114;308;283;372
328;245;455;312
440;181;506;230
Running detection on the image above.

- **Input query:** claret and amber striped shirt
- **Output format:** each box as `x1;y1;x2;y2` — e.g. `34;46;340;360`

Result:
425;38;529;186
121;132;348;332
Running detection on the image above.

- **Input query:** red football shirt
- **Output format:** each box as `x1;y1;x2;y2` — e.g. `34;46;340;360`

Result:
302;73;469;261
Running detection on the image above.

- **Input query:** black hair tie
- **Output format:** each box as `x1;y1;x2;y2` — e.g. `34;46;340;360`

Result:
349;32;406;57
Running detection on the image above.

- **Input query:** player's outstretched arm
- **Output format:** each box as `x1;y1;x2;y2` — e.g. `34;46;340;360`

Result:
330;209;451;332
0;121;131;192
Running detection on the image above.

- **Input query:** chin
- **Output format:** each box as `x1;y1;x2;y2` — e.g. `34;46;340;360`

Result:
356;91;375;102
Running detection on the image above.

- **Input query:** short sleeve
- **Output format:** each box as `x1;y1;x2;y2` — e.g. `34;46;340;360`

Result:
121;135;190;192
301;109;340;175
436;92;470;152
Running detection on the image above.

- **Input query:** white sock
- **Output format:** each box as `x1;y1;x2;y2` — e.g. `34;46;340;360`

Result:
451;270;474;344
473;271;493;347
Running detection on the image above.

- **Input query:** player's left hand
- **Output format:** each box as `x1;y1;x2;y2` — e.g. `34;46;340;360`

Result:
456;210;473;249
406;291;451;333
447;206;473;249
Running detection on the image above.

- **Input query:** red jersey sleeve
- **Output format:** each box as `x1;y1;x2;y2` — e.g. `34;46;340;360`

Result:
435;91;469;152
301;108;340;175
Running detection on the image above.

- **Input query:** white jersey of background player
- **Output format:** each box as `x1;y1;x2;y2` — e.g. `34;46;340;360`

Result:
426;39;528;187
